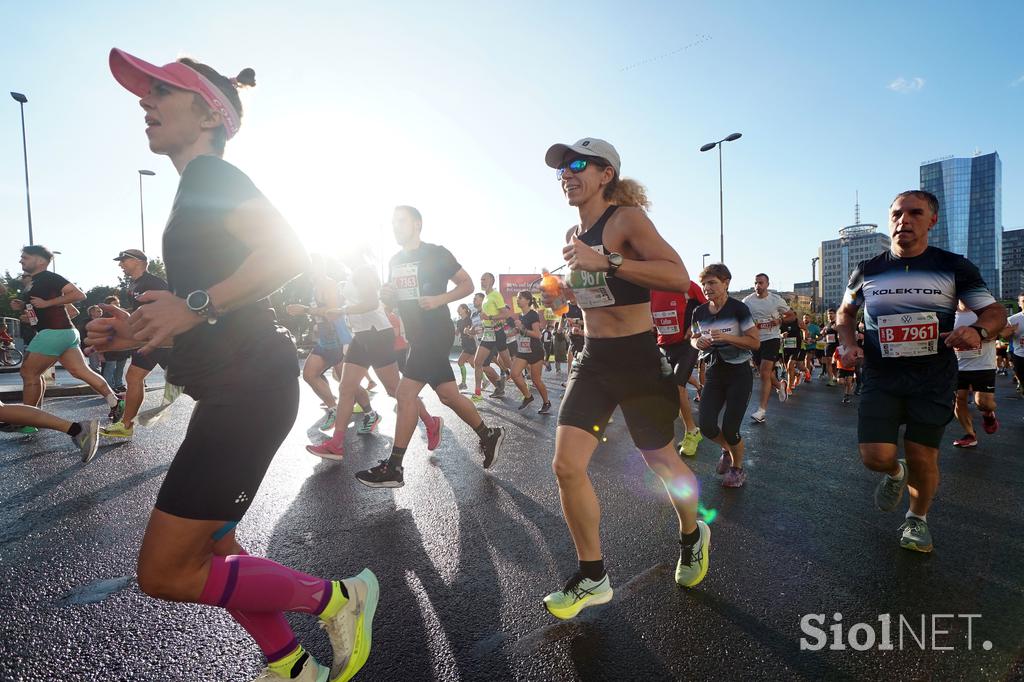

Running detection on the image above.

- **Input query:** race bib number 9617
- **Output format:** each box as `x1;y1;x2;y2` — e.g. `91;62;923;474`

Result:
877;312;939;358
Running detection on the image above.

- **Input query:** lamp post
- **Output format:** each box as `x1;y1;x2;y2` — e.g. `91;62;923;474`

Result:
699;132;742;262
51;250;62;272
811;256;820;315
702;252;711;268
10;92;33;245
138;170;155;252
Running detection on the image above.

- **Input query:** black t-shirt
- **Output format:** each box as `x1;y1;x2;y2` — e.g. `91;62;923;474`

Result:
25;271;72;330
780;319;802;349
563;303;584;337
388;242;460;343
520;309;543;355
128;271;169;310
162;155;298;397
456;316;473;342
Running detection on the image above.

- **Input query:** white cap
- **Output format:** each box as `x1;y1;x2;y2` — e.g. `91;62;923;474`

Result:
544;138;620;175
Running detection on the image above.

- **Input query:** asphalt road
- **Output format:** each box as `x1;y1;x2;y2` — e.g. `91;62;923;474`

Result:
2;363;1022;681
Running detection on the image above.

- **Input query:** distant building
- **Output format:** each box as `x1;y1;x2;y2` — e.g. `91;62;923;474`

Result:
1002;227;1024;299
920;152;1002;298
793;280;818;299
819;224;890;310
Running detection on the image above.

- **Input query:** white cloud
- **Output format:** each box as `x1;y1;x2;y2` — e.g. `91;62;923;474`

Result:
888;76;925;93
1012;75;1024;87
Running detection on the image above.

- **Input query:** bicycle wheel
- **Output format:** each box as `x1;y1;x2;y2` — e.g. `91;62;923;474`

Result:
1;348;23;366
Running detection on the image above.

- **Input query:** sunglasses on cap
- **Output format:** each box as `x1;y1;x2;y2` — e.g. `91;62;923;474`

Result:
556;157;605;180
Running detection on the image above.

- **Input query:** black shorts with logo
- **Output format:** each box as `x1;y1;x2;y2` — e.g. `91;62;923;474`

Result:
130;348;171;373
345;328;398;370
957;369;996;393
660;341;698;387
857;362;956;449
752;338;781;365
559;332;679;450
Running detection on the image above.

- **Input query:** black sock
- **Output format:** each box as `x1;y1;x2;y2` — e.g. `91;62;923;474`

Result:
388;446;407;467
338;581;349;600
67;422;82;438
290;652;309;678
473;421;490;438
681;527;701;546
579;559;605;581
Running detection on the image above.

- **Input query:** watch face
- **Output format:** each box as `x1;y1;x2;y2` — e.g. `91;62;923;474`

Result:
187;290;209;311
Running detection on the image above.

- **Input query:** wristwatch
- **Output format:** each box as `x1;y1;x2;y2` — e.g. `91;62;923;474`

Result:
606;252;624;277
969;325;988;341
186;289;218;325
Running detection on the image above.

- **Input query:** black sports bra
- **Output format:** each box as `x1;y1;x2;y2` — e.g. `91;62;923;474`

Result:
569;205;651;309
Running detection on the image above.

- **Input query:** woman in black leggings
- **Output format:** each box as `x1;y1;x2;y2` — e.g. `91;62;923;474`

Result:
690;264;760;488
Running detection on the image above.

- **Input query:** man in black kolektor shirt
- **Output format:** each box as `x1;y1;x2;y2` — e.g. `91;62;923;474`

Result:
354;205;507;488
101;249;172;439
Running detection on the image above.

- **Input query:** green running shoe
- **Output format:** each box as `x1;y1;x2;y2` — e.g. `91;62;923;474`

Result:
357;411;381;435
676;520;711;587
18;425;39;434
874;460;908;512
543;572;613;620
100;420;134;439
319;408;337;431
678;430;702;457
898;517;933;553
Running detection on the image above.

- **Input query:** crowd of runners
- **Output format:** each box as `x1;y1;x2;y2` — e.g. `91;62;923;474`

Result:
1;47;1023;681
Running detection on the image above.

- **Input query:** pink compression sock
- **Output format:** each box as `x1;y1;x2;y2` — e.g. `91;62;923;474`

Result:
199;555;333;616
223;550;300;662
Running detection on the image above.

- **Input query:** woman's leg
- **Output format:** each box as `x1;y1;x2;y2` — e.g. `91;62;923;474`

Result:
529;360;549;403
510;358;531;399
325;362;368;444
302;354;336;409
375;362;432;426
552;426;602;560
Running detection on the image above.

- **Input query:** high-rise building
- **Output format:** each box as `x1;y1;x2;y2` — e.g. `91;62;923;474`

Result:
920;152;1002;298
1003;227;1024;299
818;223;890;310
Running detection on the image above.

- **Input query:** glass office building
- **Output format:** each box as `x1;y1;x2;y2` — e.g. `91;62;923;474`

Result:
920;152;1002;298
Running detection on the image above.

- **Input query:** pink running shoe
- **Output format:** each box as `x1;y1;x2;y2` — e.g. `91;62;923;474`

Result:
981;411;999;434
722;467;747;488
306;439;344;461
426;416;444;451
716;448;733;475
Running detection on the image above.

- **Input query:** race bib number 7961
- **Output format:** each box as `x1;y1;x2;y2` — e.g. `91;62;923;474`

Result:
877;312;939;358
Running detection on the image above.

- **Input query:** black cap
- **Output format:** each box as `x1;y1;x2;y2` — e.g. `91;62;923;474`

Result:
114;249;147;262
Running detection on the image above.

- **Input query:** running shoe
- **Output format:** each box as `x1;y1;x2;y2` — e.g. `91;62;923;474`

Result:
108;399;126;424
952;433;978;448
518;395;534;410
676;520;711;587
458;382;468;391
321;569;379;682
480;427;505;469
538;401;552;415
842;395;851;404
827;378;837;387
319;408;337;431
16;425;39;434
357;411;381;435
426;416;443;451
470;394;484;403
75;420;100;464
804;371;812;382
716;448;733;475
306;439;345;461
355;459;403;488
874;459;908;512
678;430;702;457
352;403;364;414
543;572;613;620
981;411;999;434
253;655;329;681
750;408;766;424
722;467;746;488
898;517;933;553
490;383;506;398
100;420;134;439
777;385;788;402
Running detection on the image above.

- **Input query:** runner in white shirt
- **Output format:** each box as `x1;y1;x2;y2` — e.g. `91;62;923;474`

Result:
1002;291;1024;396
951;302;999;447
742;273;795;423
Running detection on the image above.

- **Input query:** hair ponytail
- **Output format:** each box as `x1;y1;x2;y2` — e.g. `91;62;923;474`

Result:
603;175;650;211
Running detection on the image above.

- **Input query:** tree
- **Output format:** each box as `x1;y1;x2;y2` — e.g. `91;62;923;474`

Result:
147;258;167;281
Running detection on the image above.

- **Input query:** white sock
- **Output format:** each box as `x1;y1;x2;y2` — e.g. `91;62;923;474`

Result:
888;462;905;481
906;511;926;522
105;393;118;408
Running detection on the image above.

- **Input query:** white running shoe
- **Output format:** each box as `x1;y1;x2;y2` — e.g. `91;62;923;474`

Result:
321;569;380;681
253;654;329;681
777;385;788;402
751;407;767;423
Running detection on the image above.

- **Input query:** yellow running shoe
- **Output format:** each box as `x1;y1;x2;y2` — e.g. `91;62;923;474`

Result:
100;421;134;439
321;569;379;682
678;430;702;457
543;573;613;620
676;520;711;587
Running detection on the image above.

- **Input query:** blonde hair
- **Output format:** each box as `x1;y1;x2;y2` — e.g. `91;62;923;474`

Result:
602;173;650;211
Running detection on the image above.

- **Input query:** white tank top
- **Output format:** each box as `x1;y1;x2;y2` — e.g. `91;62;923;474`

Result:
343;270;392;333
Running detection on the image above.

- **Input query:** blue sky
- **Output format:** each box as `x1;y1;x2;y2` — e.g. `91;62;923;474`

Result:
2;1;1022;297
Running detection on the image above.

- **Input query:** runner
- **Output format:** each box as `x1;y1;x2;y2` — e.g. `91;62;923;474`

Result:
802;313;820;381
101;295;131;394
508;291;551;413
821;308;840;386
541;137;709;621
15;245;124;429
306;250;441;461
563;301;585;368
780;313;803;395
995;336;1010;376
1003;292;1024;397
951;301;999;447
743;273;794;422
100;48;377;680
651;280;707;457
690;263;759;487
541;323;555;372
833;346;856;404
473;273;511;398
353;206;505;488
838;189;1005;553
0;401;99;462
385;302;409;372
455;303;476;390
100;249;174;439
470;292;501;401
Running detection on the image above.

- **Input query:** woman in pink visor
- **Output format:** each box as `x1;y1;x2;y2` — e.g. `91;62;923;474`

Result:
88;48;378;682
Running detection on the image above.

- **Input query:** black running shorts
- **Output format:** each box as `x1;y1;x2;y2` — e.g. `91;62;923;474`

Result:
752;338;781;365
345;328;398;370
783;347;801;362
569;335;585;355
480;327;507;353
660;341;698;387
957;369;996;393
130;348;170;373
404;323;457;389
155;379;299;521
558;331;679;450
461;338;477;355
857;364;956;449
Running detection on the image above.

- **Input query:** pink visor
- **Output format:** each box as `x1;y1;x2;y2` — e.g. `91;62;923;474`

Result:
109;48;241;139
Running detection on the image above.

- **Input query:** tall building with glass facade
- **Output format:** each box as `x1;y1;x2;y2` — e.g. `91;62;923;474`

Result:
1003;227;1024;299
920;152;1002;298
819;224;890;310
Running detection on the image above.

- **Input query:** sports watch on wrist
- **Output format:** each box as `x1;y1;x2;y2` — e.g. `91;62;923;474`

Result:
186;289;218;325
606;252;624;277
969;325;988;341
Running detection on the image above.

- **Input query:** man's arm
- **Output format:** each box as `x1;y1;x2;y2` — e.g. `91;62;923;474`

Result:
32;282;85;308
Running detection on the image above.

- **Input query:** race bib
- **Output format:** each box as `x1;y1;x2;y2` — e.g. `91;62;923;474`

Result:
517;335;532;353
783;337;797;348
756;319;775;330
391;263;420;301
568;268;615;309
825;334;837;344
878;312;939;358
481;327;496;343
653;309;680;335
955;347;983;359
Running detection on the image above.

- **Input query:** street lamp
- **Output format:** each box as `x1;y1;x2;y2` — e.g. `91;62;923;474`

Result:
10;92;33;245
811;256;820;315
138;169;155;252
51;250;62;272
702;252;711;268
699;132;742;262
